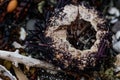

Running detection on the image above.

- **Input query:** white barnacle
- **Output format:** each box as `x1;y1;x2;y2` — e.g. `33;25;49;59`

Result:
45;3;108;70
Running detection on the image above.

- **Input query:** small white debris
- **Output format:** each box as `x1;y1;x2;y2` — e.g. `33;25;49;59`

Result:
12;41;24;48
46;69;57;74
108;7;120;17
12;61;18;67
26;19;36;31
80;77;85;80
106;15;116;20
19;27;27;40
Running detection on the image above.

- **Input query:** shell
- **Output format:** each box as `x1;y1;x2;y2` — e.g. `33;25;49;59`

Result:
7;0;18;13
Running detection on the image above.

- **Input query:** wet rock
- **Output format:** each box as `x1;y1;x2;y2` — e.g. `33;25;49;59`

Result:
110;18;118;24
26;19;37;31
108;7;120;17
19;27;27;40
112;21;120;33
113;41;120;53
112;31;120;52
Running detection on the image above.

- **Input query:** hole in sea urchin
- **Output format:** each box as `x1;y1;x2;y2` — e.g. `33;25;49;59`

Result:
67;19;96;50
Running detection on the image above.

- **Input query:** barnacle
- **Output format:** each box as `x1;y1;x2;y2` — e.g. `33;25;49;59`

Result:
45;3;108;70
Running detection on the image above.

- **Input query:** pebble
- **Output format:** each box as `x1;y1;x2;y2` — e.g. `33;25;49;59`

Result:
112;21;120;33
19;27;27;40
80;77;85;80
107;6;120;25
108;7;120;17
116;31;120;39
110;18;118;24
12;41;24;48
26;19;37;31
112;31;120;52
113;41;120;52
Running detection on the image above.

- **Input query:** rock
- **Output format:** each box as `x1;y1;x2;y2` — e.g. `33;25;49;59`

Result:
113;41;120;52
112;21;120;33
110;18;118;24
19;27;27;40
108;7;120;17
116;31;120;39
112;31;120;52
26;19;37;31
12;41;25;48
